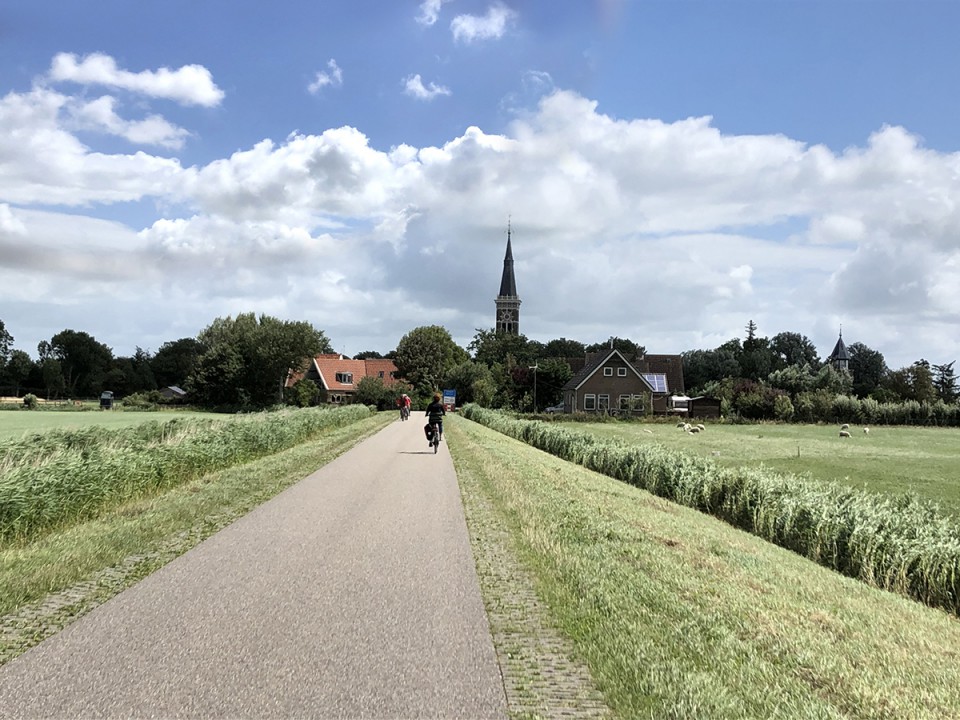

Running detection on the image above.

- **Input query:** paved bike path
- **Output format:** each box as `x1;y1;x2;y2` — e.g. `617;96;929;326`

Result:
0;417;507;719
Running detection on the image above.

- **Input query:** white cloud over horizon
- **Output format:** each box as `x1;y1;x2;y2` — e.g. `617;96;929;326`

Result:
3;51;960;369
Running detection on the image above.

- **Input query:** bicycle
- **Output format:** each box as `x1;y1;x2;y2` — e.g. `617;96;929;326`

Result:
399;405;410;421
428;421;441;453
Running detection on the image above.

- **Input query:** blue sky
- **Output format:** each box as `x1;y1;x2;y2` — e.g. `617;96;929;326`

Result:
2;0;959;369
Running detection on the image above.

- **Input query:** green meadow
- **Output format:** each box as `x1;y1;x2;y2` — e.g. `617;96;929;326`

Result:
579;421;960;516
0;408;216;441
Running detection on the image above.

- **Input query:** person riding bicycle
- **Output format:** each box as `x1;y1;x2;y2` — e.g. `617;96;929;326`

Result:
424;392;446;443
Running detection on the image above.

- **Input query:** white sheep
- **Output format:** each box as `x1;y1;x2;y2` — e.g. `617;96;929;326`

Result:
863;427;870;435
688;426;701;434
839;430;850;438
681;423;691;432
643;428;653;434
840;423;850;430
696;424;705;432
676;421;686;428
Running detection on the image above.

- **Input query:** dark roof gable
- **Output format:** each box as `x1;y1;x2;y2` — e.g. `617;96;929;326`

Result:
562;348;655;392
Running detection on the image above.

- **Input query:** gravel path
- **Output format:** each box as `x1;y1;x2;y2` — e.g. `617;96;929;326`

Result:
0;419;507;719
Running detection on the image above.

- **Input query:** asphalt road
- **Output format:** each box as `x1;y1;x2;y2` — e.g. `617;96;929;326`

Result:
0;416;507;719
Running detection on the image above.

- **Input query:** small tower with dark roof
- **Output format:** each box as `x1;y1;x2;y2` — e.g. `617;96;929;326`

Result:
495;221;521;334
828;329;850;373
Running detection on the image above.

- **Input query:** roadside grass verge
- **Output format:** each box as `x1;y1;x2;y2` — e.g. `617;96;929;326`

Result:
461;406;960;618
579;421;960;517
0;411;392;663
0;405;371;543
448;416;960;719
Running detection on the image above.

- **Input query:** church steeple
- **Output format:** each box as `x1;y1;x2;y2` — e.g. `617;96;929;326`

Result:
828;327;850;373
495;220;521;334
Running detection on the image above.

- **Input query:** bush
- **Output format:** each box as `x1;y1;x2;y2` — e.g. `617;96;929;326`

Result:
22;394;37;409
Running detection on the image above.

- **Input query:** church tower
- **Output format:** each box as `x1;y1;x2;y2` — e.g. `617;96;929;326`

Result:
828;329;850;373
495;221;521;334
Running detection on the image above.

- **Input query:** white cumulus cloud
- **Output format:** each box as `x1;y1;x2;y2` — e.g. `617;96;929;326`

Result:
403;74;452;100
416;0;451;26
48;52;224;107
70;96;190;149
451;2;517;43
308;59;343;93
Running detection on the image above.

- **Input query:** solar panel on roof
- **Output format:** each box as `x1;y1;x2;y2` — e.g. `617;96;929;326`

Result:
642;373;668;393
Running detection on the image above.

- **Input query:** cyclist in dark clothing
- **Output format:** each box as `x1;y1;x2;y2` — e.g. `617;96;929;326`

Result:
424;392;446;443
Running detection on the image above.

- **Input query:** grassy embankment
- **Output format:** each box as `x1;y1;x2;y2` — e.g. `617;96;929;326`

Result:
449;415;960;719
0;407;392;662
581;421;960;516
0;408;213;441
464;406;960;617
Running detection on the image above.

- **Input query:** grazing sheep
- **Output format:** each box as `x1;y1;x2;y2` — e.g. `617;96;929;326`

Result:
696;424;705;432
863;427;870;435
681;423;691;432
840;423;850;430
676;421;686;428
839;430;851;438
688;426;701;434
643;429;653;434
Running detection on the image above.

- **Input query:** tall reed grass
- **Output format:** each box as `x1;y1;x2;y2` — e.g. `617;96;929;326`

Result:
461;404;960;616
0;405;371;543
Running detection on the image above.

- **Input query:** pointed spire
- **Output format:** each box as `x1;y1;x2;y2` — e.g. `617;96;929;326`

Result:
498;219;517;297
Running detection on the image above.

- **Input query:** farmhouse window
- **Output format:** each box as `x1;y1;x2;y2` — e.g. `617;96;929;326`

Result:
583;394;597;411
617;367;627;377
330;393;343;404
598;394;610;410
335;372;353;385
619;394;631;410
633;394;645;412
603;367;613;376
378;371;384;378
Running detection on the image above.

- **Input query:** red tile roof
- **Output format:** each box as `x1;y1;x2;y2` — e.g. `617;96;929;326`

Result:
286;354;400;392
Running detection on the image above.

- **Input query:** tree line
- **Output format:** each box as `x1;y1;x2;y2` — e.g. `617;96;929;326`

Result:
1;316;956;418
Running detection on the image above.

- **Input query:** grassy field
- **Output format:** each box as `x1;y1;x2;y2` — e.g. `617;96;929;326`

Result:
448;416;960;719
576;421;960;516
0;408;216;441
0;411;393;662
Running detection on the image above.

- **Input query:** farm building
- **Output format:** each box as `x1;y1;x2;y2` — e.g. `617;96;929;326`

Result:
286;354;400;405
559;348;685;415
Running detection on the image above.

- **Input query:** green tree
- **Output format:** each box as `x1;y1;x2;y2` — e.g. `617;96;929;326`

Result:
531;357;572;410
0;320;12;376
542;337;586;359
585;337;645;358
932;361;958;403
151;338;201;388
769;332;821;371
847;342;887;398
43;330;114;397
3;349;34;394
682;348;741;392
442;361;494;406
189;313;333;408
352;350;384;360
353;375;394;409
882;361;937;403
394;325;468;397
40;358;66;399
468;328;536;368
